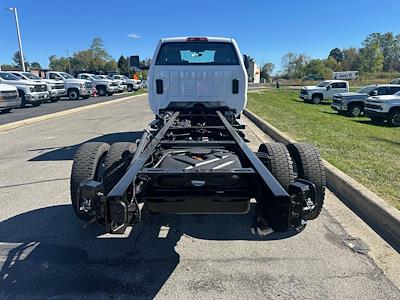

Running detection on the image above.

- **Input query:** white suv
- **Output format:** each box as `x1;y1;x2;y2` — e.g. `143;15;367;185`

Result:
300;80;349;104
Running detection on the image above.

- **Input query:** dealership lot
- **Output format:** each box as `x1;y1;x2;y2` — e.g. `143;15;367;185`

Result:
0;95;399;299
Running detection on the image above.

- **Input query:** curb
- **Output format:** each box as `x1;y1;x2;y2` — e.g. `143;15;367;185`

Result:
244;108;400;247
0;93;148;133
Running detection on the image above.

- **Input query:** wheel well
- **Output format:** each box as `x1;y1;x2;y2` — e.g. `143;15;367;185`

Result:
312;93;323;100
68;87;79;93
96;85;106;90
389;106;400;113
17;89;25;96
127;83;133;87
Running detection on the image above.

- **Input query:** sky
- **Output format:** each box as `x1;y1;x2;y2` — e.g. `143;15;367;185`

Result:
1;0;400;71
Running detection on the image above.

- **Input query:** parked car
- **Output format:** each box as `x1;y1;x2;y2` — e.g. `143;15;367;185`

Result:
140;80;147;88
97;75;125;93
0;72;48;107
11;71;65;103
390;78;400;84
44;71;92;100
77;73;119;96
331;84;400;117
300;80;349;104
0;83;20;113
112;75;140;92
364;91;400;127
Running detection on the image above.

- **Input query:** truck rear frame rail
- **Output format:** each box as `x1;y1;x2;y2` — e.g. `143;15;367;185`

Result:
72;108;325;235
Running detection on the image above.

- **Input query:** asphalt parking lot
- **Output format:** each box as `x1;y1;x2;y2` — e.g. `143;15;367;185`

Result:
0;95;399;299
0;92;140;126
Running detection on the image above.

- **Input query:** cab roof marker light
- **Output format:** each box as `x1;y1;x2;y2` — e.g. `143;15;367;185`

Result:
186;37;208;42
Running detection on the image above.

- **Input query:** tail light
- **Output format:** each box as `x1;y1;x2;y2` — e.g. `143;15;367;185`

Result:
186;37;208;42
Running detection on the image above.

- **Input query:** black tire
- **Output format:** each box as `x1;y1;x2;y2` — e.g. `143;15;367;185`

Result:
68;88;80;100
1;108;12;113
257;143;294;191
32;101;41;107
127;84;133;92
312;95;322;104
18;90;26;107
103;142;137;194
97;86;107;97
388;110;400;127
107;92;113;96
348;104;363;117
82;95;90;100
70;142;110;221
287;143;326;220
51;97;60;103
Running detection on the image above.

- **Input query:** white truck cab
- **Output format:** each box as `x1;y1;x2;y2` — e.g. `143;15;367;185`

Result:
300;80;349;104
11;71;65;103
0;72;49;107
112;75;139;92
147;37;248;116
45;71;92;100
77;73;119;96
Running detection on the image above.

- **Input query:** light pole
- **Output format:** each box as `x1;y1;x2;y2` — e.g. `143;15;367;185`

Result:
8;7;26;71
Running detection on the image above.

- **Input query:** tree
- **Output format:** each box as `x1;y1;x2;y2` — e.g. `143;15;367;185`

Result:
328;48;344;63
12;51;30;69
359;42;384;73
341;47;360;71
304;59;332;78
281;53;309;79
49;55;70;72
30;61;42;70
362;32;400;71
117;55;129;76
260;62;275;79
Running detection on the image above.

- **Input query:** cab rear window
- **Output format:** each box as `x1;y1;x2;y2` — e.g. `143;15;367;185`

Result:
155;42;239;65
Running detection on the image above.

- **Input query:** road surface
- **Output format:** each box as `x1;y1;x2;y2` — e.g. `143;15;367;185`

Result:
0;94;399;299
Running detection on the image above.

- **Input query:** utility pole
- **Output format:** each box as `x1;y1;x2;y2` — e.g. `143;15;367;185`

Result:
8;8;26;71
66;50;71;72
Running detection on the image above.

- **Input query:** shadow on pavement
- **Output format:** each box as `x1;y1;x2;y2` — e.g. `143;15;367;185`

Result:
29;131;144;161
0;204;299;298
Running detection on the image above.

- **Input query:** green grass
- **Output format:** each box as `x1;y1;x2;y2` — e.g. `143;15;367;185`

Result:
247;89;400;209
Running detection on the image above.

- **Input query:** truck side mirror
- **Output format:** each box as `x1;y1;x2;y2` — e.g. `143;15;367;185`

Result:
129;56;140;68
326;85;331;90
243;55;250;70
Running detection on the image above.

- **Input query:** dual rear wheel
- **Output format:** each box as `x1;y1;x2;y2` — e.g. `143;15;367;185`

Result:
257;142;326;220
70;142;137;221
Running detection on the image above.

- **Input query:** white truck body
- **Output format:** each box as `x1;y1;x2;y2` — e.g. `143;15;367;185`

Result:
0;83;20;112
77;73;119;96
44;71;93;100
147;37;248;116
97;75;125;93
11;71;65;101
364;92;400;126
112;75;140;92
333;71;358;80
0;72;49;106
300;80;349;104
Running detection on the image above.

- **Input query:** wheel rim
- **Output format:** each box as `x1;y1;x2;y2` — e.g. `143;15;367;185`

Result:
313;97;320;104
70;91;78;99
98;89;106;96
352;107;361;116
392;113;400;126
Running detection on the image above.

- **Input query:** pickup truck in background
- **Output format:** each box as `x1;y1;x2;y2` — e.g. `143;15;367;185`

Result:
112;75;140;92
364;91;400;127
0;72;49;107
77;73;119;96
300;80;349;104
0;83;21;113
44;71;92;100
11;71;65;103
97;75;125;93
331;84;400;117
